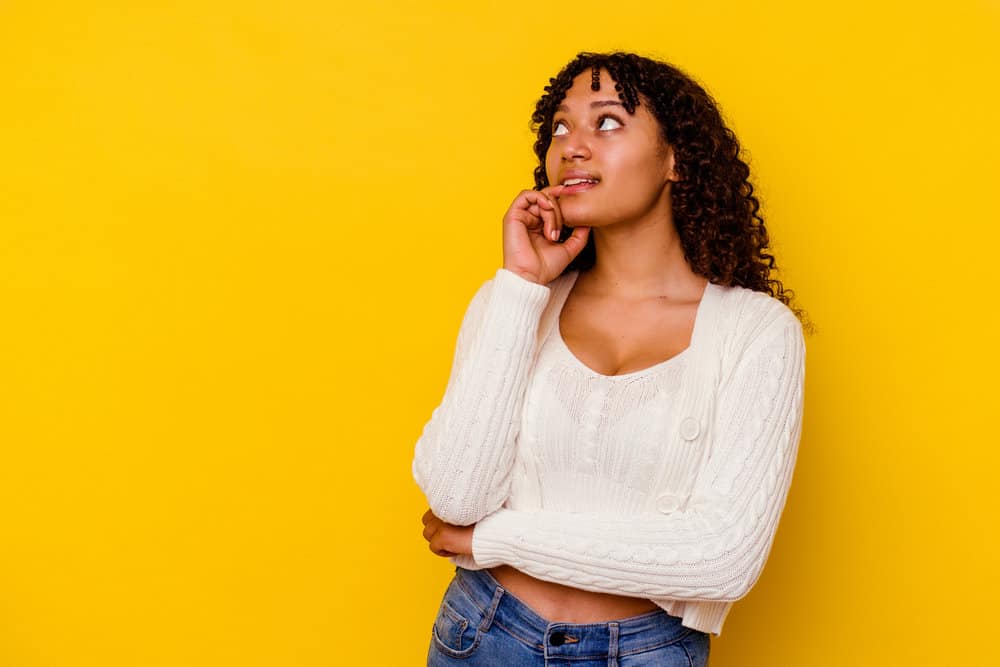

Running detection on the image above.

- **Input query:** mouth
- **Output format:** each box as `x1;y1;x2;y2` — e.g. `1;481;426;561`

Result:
560;176;600;194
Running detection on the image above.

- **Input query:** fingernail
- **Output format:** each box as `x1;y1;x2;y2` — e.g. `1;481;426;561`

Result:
550;229;558;241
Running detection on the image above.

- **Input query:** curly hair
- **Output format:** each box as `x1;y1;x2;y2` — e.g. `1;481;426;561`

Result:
533;51;813;332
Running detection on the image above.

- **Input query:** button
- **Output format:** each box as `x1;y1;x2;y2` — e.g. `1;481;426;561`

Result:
656;492;681;514
549;631;567;646
679;417;700;440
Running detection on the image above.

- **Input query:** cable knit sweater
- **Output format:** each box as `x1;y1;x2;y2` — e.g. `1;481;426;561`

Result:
412;267;806;635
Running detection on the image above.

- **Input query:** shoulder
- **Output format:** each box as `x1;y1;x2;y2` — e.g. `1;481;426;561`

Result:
711;283;804;363
715;283;799;327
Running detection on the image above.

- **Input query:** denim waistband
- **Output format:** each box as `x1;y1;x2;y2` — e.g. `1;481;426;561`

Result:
453;566;697;657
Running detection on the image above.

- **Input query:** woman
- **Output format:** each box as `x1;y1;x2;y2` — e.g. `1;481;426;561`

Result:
413;51;810;666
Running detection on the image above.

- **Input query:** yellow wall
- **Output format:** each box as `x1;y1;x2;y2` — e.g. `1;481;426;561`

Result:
1;1;997;664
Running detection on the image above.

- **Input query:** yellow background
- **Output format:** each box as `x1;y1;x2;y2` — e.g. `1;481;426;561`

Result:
1;1;997;664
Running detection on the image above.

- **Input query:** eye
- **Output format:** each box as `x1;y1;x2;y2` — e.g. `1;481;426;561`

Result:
552;120;568;136
598;115;623;131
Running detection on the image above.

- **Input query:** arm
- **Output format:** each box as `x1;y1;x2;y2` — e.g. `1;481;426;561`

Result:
411;268;551;526
470;311;807;602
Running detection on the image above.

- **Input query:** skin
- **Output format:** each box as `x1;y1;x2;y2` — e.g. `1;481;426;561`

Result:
421;68;709;622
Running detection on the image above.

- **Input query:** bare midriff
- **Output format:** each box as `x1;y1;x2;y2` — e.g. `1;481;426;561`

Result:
488;565;659;623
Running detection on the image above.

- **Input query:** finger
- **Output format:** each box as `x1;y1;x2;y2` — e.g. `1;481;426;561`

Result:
422;509;433;525
538;187;564;240
509;210;543;232
431;529;454;556
531;199;556;242
549;196;564;240
512;189;552;212
528;198;553;213
559;225;591;259
423;521;440;542
430;545;456;557
428;530;455;556
540;184;566;201
526;203;553;239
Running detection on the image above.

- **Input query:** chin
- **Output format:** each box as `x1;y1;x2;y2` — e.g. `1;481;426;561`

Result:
559;201;600;228
565;213;614;230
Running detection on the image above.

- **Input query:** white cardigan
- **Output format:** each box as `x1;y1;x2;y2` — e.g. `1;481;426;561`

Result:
412;267;806;635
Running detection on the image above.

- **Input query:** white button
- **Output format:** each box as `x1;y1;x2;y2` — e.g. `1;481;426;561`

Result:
679;417;700;440
656;492;681;514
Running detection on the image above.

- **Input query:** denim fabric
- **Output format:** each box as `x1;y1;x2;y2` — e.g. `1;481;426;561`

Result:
426;567;710;666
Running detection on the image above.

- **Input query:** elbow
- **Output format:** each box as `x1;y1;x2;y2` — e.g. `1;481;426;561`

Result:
424;490;495;526
664;519;772;602
672;561;758;603
718;571;758;603
412;447;512;526
427;498;481;527
412;465;503;527
711;542;771;602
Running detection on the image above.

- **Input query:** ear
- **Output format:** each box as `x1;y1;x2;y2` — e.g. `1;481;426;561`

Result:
663;143;681;183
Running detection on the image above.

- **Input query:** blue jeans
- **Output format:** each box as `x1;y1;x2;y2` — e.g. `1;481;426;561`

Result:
426;567;711;666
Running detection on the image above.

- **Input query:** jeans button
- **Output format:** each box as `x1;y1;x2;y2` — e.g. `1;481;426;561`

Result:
549;631;567;646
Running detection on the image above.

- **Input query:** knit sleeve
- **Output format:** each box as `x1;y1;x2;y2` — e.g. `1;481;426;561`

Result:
411;268;552;526
470;311;806;602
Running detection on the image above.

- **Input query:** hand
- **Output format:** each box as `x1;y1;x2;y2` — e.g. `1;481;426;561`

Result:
502;185;591;285
422;508;474;558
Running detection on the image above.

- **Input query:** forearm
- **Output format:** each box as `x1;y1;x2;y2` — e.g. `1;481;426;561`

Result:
412;268;551;525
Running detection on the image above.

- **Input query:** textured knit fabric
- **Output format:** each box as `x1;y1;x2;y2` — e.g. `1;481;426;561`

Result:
412;267;806;636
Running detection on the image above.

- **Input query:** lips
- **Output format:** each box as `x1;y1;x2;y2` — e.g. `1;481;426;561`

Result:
560;179;599;194
559;170;600;184
559;171;600;194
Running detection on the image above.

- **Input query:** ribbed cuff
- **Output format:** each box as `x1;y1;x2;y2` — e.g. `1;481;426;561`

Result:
491;267;551;305
471;269;551;351
449;553;481;570
471;508;527;568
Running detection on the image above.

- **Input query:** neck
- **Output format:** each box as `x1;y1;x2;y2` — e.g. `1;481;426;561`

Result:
582;210;706;301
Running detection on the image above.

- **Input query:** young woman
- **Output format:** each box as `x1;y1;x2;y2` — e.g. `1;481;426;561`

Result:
413;51;810;666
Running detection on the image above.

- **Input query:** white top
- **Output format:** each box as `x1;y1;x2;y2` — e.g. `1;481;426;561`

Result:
412;267;806;635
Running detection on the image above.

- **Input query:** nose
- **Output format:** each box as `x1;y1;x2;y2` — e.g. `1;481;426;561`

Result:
559;130;591;161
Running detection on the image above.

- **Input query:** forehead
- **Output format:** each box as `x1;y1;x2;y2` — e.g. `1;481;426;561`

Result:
557;68;627;112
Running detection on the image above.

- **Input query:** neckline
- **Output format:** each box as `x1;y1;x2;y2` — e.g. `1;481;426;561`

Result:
553;270;714;380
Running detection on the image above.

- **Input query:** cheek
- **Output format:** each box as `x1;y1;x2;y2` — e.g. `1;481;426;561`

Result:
616;149;667;188
544;148;559;184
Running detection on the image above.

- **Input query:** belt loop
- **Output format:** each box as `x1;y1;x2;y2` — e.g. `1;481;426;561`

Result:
479;585;504;633
607;622;619;667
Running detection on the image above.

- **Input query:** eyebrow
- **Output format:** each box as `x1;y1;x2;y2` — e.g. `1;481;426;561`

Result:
555;100;625;113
